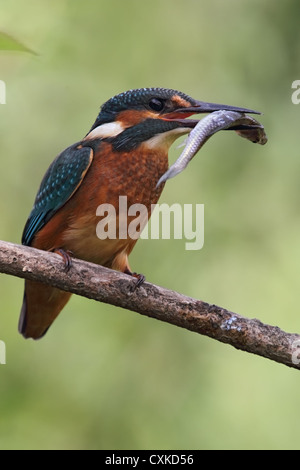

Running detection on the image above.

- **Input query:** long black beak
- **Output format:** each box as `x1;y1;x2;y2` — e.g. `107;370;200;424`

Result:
162;99;261;128
178;100;261;115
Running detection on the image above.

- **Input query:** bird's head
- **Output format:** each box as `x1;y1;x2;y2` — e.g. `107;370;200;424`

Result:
85;88;259;152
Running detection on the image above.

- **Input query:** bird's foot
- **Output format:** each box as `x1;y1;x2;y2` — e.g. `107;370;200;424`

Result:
124;268;146;292
53;248;73;272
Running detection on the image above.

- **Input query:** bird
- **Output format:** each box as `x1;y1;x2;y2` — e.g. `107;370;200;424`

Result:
19;87;258;339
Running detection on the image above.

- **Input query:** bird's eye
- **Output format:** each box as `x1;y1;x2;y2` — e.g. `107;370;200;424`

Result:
148;98;165;112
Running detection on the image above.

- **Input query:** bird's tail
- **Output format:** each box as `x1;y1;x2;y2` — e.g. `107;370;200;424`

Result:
19;280;72;339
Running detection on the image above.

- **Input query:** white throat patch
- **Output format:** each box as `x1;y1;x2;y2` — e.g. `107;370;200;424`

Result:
143;127;190;150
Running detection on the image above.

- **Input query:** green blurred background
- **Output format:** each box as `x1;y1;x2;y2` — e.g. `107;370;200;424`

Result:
0;0;300;450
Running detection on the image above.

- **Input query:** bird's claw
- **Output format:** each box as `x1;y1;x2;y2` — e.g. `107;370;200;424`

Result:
124;268;146;292
54;248;73;272
131;272;145;291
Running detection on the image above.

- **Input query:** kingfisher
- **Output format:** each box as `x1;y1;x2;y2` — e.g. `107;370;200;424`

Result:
19;87;258;339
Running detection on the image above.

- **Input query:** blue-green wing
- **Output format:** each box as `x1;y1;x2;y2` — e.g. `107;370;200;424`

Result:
22;144;93;246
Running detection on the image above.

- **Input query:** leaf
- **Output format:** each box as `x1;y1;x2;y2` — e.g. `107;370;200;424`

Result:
0;32;36;54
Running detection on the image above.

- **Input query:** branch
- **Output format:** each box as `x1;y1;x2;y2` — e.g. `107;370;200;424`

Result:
0;240;299;370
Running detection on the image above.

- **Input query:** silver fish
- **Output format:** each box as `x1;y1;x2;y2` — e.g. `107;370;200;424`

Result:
156;110;267;187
